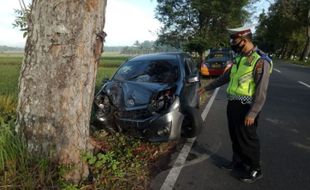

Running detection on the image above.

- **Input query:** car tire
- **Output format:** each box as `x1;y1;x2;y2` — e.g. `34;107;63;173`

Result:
181;106;203;138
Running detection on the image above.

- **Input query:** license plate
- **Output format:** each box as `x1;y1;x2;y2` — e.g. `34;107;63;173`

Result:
212;64;221;68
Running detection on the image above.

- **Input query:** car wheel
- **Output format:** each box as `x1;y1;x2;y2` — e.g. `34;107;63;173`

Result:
181;106;203;138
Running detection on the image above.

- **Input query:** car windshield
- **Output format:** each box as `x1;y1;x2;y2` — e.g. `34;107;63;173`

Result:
113;59;179;83
208;52;230;59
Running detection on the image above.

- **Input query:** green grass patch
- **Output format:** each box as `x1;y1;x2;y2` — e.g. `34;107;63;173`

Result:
99;55;131;68
0;57;23;65
0;64;21;97
0;96;17;123
0;58;119;97
0;120;58;189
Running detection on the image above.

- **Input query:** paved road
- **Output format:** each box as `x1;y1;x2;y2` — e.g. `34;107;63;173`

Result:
151;62;310;190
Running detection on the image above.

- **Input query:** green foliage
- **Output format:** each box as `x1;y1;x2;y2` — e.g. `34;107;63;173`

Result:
76;132;175;189
0;97;59;188
82;151;125;178
0;122;26;172
81;133;148;189
13;2;31;38
0;96;17;123
255;0;310;60
155;0;251;54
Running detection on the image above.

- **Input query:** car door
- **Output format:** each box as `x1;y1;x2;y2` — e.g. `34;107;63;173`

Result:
181;56;200;108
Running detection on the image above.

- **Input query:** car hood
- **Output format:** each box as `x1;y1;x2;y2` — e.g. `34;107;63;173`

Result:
102;80;172;109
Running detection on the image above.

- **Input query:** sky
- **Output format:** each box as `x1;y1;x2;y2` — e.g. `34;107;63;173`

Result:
0;0;161;47
0;0;272;48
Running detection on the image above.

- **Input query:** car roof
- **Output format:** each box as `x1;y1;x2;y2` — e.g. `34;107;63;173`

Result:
128;52;189;62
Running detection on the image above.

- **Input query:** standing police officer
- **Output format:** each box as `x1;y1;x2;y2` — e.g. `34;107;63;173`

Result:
198;25;272;183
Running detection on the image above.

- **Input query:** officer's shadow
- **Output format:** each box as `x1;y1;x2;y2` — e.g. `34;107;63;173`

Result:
186;141;245;178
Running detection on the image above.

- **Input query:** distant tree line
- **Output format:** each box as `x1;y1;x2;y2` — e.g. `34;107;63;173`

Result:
104;46;125;52
120;40;180;55
0;45;24;52
154;0;310;62
255;0;310;61
154;0;253;61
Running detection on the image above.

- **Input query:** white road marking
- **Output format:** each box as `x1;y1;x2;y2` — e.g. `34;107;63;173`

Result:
160;87;220;190
201;88;220;120
298;81;310;88
274;68;281;73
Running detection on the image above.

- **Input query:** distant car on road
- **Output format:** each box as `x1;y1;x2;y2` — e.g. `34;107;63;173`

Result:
200;48;233;76
93;52;203;142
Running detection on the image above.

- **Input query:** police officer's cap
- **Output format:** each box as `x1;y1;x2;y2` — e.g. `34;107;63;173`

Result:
227;25;256;39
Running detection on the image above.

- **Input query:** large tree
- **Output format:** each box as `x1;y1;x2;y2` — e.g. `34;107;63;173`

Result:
255;0;310;60
155;0;251;60
16;0;107;183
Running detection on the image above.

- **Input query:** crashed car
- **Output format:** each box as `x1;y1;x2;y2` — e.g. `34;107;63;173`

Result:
93;52;203;142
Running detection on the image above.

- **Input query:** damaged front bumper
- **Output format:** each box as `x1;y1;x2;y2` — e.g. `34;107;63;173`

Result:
96;97;184;142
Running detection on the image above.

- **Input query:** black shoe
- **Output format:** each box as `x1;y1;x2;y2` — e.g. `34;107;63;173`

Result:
240;169;263;183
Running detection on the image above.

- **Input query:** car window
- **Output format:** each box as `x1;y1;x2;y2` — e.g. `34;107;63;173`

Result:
113;59;179;83
184;57;197;76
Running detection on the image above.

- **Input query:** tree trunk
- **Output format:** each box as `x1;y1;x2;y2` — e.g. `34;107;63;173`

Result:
300;8;310;61
198;51;206;64
279;43;286;58
283;43;289;59
16;0;107;183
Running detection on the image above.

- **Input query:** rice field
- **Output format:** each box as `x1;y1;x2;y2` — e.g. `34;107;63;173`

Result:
0;52;130;98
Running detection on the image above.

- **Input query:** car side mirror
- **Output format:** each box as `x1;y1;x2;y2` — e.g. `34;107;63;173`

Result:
186;74;199;83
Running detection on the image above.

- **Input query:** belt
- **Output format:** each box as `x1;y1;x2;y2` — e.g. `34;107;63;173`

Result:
227;94;253;104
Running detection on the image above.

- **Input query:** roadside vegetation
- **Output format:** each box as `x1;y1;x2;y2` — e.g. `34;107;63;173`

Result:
0;52;181;189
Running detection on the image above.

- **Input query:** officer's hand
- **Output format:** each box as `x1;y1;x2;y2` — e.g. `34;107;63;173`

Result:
198;87;206;96
244;116;255;126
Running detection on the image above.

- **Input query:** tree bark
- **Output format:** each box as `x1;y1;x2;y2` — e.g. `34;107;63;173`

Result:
16;0;107;183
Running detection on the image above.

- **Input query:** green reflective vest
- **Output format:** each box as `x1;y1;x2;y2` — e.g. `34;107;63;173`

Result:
226;51;272;97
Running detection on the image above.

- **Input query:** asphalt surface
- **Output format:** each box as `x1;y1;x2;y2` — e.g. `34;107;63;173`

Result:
151;61;310;190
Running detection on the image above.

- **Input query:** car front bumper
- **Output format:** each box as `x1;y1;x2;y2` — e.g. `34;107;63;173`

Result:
115;99;184;142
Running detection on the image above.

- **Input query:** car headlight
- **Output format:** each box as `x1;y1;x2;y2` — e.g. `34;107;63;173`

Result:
149;88;176;113
94;94;112;120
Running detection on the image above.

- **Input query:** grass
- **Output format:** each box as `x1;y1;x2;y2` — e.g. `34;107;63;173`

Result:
0;117;58;189
0;64;21;97
0;98;58;189
0;52;179;189
0;53;127;97
0;52;211;189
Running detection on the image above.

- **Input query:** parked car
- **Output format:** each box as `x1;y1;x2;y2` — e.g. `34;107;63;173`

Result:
93;52;203;142
200;48;233;76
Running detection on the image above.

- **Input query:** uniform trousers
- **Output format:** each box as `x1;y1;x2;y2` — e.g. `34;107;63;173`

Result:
227;100;260;170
